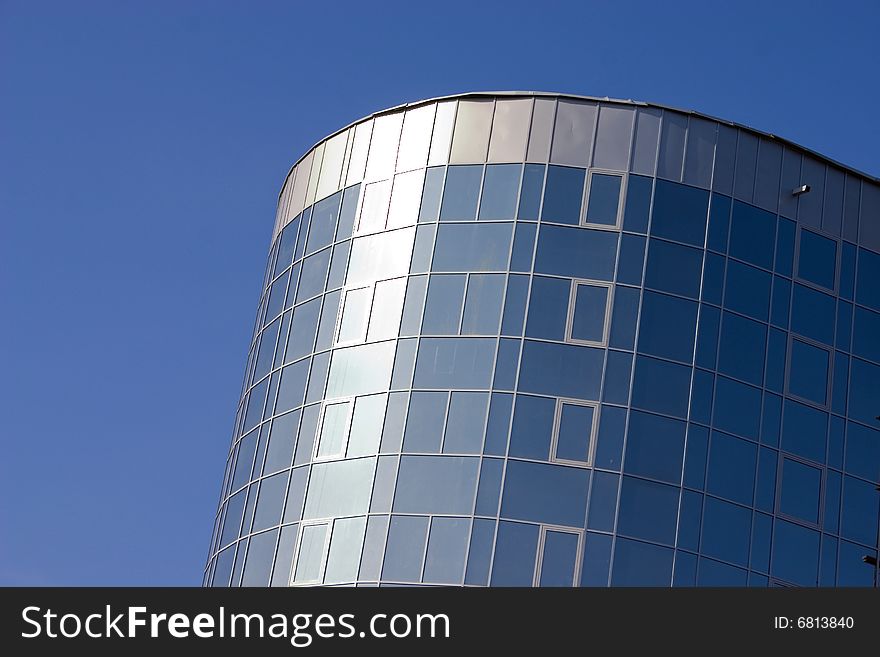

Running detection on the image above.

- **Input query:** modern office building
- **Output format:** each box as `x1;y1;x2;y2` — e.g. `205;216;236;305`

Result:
204;92;880;587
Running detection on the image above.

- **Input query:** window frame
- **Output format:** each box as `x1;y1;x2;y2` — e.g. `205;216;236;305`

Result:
775;454;824;529
533;525;584;586
313;398;354;461
550;398;599;466
582;169;627;230
335;284;375;346
784;333;833;410
565;278;614;346
794;226;839;294
289;520;333;586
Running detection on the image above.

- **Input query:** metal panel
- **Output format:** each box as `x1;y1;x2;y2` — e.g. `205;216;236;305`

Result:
859;182;880;252
316;130;349;201
712;124;737;195
797;156;825;229
526;98;556;163
822;167;844;237
753;139;782;213
843;173;861;243
290;151;313;217
630;108;661;176
592;105;634;171
488;98;532;163
733;131;758;203
428;101;456;166
683;117;716;190
396;104;436;173
450;99;494;164
365;112;404;182
550;99;596;167
346;120;373;185
656;111;687;181
305;142;324;208
778;147;802;220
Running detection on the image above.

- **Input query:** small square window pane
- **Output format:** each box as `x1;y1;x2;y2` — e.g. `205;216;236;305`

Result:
586;173;622;225
556;402;594;463
539;531;579;586
316;402;351;459
293;523;328;584
570;283;609;343
338;287;372;343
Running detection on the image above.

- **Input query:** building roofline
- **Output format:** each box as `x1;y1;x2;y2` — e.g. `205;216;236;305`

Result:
277;90;879;202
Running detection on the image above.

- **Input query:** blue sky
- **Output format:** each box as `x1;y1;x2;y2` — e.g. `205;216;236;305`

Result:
1;0;877;585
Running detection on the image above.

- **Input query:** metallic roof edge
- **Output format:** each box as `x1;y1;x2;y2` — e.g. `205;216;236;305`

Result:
277;90;879;203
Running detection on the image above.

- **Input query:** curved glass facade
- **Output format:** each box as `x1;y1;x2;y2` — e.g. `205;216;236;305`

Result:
204;93;880;587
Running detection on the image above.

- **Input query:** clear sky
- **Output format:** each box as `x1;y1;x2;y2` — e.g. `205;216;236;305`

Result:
1;0;877;586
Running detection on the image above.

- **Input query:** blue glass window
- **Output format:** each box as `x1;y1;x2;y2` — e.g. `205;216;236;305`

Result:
852;306;880;364
534;225;617;281
780;458;821;524
274;216;299;277
440;165;482;221
491;521;538;586
509;395;554;460
539;530;580;586
422;274;465;335
393;456;479;515
771;519;819;587
797;229;837;289
501;460;589;527
479;164;521;220
336;185;360;239
418;167;444;223
841;476;880;547
637;291;697;363
729;201;776;269
650;180;709;247
706;431;756;505
295;248;331;303
644;239;703;299
444;392;488;454
413;338;495;390
618;477;679;545
525;276;569;340
849;357;880;426
707;193;731;253
844;421;880;483
542;165;584;224
712;376;761;440
306;191;341;254
585;173;622;225
717;312;767;386
423;517;469;585
774;217;795;276
570;283;610;344
432;223;513;272
402;391;447;453
510;223;536;272
611;538;673;586
555;402;595;463
791;283;835;345
517;164;545;220
788;339;829;405
624;410;686;484
724;260;771;321
622;174;652;233
856;247;880;311
781;399;826;464
382;516;428;583
700;497;751;567
616;234;646;286
631;355;692;418
518;340;603;400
